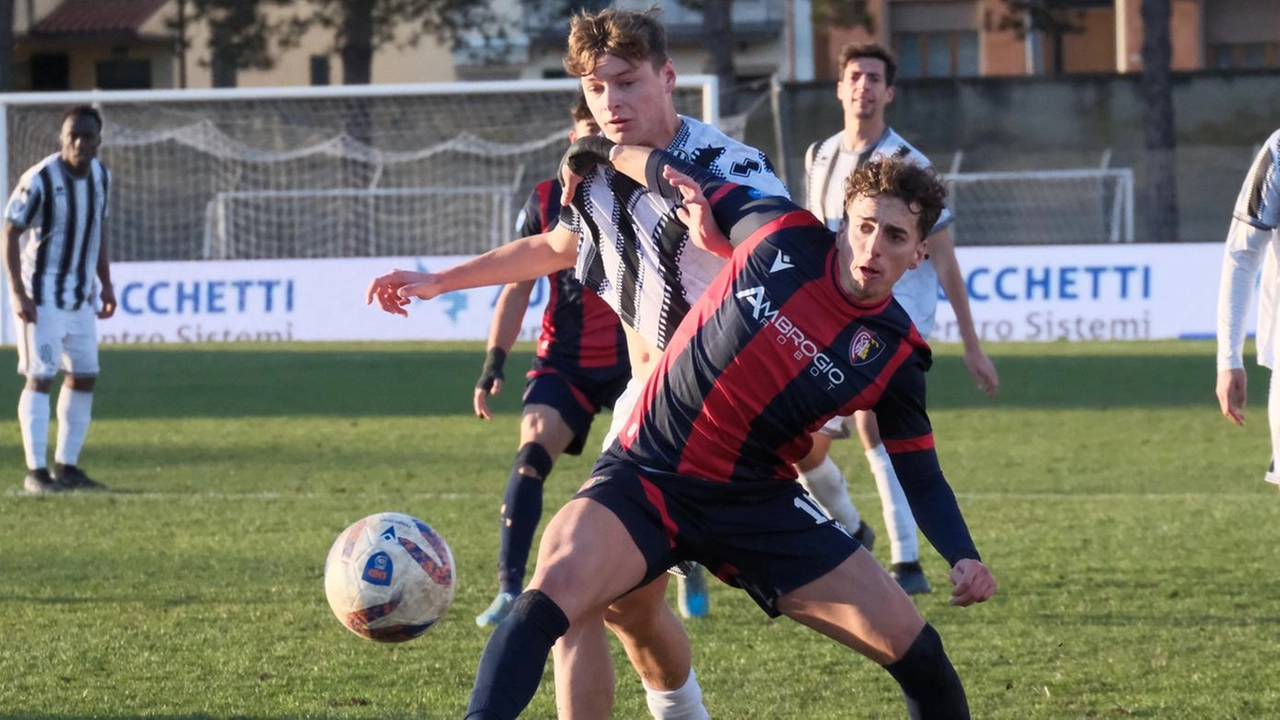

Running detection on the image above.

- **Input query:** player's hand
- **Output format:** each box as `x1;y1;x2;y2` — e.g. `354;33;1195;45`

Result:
365;269;442;317
948;559;996;607
474;348;507;420
13;293;35;323
98;282;117;319
1217;368;1247;425
663;165;732;259
962;346;999;398
558;136;616;207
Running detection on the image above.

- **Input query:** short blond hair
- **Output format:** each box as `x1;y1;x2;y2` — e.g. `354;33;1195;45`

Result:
563;7;668;77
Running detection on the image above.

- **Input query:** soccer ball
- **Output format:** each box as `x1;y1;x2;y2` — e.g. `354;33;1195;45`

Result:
324;512;456;642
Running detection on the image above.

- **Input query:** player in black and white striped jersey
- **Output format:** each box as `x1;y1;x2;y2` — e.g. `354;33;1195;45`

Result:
3;105;117;494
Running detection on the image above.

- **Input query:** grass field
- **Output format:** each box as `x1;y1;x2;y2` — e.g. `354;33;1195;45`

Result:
2;339;1279;719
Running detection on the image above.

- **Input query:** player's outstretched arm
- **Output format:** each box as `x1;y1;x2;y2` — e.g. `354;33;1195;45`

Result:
365;226;577;317
928;227;997;397
474;280;536;419
875;364;995;606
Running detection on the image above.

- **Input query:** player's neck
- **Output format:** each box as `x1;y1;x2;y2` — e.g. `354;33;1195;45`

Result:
58;156;91;178
650;111;682;151
841;117;887;153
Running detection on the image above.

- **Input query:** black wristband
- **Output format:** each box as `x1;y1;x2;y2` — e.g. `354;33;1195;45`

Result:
559;135;617;178
476;347;507;391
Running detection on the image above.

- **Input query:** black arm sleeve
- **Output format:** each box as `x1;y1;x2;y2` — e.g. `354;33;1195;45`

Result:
874;358;981;567
642;150;803;247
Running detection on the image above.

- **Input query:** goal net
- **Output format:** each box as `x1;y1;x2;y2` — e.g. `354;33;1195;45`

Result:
944;168;1134;245
0;78;719;261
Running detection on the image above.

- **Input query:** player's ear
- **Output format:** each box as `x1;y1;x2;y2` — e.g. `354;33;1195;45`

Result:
884;85;896;105
661;59;676;92
568;130;578;144
909;238;927;269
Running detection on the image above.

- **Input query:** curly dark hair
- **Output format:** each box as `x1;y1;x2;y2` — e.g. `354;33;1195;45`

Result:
843;158;947;240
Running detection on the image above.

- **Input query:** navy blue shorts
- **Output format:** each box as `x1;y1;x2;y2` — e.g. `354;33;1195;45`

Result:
523;359;629;456
575;451;862;617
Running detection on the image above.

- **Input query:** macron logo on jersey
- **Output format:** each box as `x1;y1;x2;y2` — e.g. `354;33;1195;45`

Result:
770;252;794;274
735;286;846;388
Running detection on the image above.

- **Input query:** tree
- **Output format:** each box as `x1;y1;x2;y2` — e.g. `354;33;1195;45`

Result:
1141;0;1178;241
170;0;292;87
994;0;1086;75
178;0;503;86
675;0;738;115
0;0;12;92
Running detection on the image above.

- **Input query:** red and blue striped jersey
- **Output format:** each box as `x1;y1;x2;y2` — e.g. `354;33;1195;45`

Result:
613;152;979;566
516;179;628;374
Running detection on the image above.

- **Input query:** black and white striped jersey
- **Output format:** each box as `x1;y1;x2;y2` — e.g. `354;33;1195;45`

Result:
566;116;788;350
5;153;111;310
1233;128;1280;232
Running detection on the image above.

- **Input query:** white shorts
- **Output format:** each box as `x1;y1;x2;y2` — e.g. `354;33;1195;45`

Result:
601;375;644;453
16;305;99;379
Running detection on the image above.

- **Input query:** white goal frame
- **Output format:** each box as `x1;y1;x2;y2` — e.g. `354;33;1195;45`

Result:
943;167;1136;244
0;76;722;344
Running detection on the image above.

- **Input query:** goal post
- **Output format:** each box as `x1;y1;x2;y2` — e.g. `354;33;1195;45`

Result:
0;76;720;343
943;168;1135;245
0;76;720;258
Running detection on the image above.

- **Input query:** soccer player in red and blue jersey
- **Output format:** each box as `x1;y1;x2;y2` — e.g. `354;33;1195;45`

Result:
463;146;997;719
473;102;631;628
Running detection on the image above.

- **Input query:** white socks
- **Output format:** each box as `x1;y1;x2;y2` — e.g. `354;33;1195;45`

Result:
644;667;711;720
18;389;50;470
796;456;862;530
866;445;919;563
55;389;93;466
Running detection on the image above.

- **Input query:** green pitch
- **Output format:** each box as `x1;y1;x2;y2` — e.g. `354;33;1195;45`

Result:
1;340;1278;718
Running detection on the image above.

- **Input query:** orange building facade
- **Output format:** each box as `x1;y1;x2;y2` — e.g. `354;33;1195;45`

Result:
815;0;1279;80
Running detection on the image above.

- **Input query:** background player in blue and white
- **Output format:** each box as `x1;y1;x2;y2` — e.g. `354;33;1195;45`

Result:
368;8;788;717
801;43;999;593
3;105;116;494
461;144;997;720
1216;127;1280;487
473;98;632;628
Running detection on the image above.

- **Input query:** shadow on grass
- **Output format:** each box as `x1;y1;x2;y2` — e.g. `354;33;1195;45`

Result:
0;346;1237;419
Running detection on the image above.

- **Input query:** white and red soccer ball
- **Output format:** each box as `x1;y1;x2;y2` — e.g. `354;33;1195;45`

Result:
324;512;456;642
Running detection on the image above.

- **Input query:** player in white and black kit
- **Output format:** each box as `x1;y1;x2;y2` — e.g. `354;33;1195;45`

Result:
1216;127;1280;487
800;44;999;595
368;9;787;718
3;106;116;494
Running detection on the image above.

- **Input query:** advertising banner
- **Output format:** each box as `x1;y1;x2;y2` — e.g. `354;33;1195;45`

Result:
0;243;1243;346
931;243;1245;342
96;257;547;345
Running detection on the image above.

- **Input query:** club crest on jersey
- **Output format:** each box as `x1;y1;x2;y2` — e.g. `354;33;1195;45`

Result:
850;327;885;366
